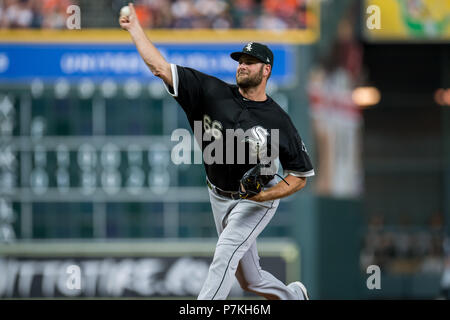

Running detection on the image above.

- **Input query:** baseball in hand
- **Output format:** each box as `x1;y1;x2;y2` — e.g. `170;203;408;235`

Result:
120;6;131;17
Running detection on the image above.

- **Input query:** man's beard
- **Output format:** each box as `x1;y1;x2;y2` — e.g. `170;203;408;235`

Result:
236;65;264;89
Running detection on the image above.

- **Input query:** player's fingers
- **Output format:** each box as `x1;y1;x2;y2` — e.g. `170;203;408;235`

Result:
119;21;130;30
128;3;136;16
119;16;129;24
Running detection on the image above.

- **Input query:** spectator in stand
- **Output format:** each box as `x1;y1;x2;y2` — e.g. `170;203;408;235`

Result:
1;0;33;28
41;0;73;29
262;0;309;29
392;214;413;260
421;212;445;273
377;231;396;270
229;0;256;28
256;8;288;30
133;1;153;28
360;213;385;270
170;0;196;28
263;0;298;19
29;0;44;28
195;0;230;29
168;0;231;29
133;0;172;29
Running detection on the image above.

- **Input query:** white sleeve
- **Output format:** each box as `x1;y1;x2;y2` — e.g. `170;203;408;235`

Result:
283;169;315;177
163;63;179;97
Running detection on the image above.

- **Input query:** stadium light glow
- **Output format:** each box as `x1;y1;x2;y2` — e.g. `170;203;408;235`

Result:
443;89;450;106
352;86;381;108
434;89;450;106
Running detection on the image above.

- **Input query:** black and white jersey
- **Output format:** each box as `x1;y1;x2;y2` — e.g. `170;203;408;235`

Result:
164;64;314;192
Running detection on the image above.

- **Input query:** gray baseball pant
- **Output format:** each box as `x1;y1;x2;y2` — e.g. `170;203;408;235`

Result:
197;184;300;300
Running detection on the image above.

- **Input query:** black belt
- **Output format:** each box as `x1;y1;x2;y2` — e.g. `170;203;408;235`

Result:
206;179;241;200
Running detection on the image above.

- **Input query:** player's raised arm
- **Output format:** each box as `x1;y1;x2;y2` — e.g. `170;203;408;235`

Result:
119;3;172;87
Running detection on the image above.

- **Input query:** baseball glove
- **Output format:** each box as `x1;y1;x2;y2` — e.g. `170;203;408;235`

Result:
238;163;277;199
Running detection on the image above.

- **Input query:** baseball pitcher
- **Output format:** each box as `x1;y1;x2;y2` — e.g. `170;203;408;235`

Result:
120;3;314;300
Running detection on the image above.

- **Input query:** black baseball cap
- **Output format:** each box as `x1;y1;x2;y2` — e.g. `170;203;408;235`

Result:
230;42;274;67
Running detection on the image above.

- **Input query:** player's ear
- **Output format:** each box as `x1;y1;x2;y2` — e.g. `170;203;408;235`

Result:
264;64;272;79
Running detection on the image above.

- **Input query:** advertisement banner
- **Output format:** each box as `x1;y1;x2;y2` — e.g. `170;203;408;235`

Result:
0;43;296;85
364;0;450;41
0;241;298;298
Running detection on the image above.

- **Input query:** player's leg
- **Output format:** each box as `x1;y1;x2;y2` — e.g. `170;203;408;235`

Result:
235;241;301;300
198;198;278;300
207;187;239;235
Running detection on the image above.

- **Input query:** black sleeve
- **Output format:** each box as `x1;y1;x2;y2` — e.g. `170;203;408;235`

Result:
278;118;315;177
164;64;212;120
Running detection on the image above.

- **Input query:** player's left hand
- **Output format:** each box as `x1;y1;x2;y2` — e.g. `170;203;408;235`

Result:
244;187;266;202
238;164;272;201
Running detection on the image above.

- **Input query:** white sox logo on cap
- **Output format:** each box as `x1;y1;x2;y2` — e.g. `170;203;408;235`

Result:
230;42;274;67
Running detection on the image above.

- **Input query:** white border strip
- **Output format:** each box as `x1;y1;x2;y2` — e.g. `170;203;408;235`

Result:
284;169;315;177
163;63;179;97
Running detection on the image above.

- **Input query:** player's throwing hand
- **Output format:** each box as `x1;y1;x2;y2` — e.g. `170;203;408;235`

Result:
119;3;139;32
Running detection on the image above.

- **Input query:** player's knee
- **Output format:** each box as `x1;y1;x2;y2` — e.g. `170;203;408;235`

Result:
236;273;262;292
238;279;254;292
238;279;267;294
240;283;251;292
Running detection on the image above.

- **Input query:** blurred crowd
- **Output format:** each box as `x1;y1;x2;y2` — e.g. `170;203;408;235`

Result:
0;0;74;28
360;212;447;274
131;0;313;29
0;0;316;29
